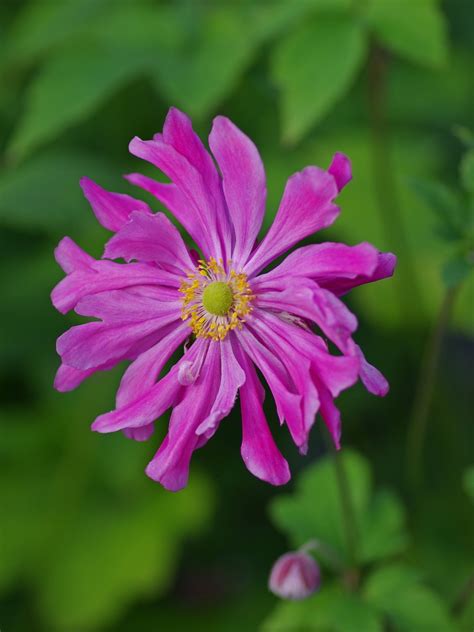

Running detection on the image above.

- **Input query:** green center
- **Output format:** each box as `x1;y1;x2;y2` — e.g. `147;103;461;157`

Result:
202;281;233;316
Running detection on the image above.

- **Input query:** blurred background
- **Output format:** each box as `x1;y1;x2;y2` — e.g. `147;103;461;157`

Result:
0;1;473;630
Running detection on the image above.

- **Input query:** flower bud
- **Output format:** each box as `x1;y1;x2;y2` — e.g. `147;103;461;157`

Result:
268;550;321;600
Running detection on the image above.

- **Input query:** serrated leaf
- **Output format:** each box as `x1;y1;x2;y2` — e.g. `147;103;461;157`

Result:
269;451;407;566
262;584;383;632
366;0;449;68
8;42;150;160
460;150;474;193
271;16;367;143
364;564;457;632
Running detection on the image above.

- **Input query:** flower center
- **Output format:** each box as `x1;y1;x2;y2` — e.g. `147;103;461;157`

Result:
179;257;253;341
202;281;233;316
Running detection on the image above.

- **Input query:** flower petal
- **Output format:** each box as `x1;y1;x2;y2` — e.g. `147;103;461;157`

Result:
253;242;380;288
350;342;389;396
195;336;246;438
236;347;290;486
328;152;352;191
54;237;94;274
80;177;150;232
209;116;266;265
244;164;340;276
116;322;190;407
322;252;397;296
75;289;180;324
103;210;194;273
122;425;155;441
145;342;221;491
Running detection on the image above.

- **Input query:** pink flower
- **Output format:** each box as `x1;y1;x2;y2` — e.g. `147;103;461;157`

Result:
52;107;396;491
269;551;321;600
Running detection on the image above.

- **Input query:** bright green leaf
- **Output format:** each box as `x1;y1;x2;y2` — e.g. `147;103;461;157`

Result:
364;564;457;632
262;584;383;632
271;16;367;143
269;451;407;566
8;42;150;160
366;0;449;68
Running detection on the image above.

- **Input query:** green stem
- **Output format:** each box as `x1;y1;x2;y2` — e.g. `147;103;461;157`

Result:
406;284;460;490
323;431;359;586
368;43;424;323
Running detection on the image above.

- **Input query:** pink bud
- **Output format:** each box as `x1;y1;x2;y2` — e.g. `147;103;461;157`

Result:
268;551;321;600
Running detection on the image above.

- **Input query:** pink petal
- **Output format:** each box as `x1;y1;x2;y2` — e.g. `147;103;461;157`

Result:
244;166;339;276
116;322;190;407
328;152;352;192
236;326;306;449
195;336;246;438
80;177;151;232
209;116;266;265
350;342;389;397
103;210;194;273
54;363;98;392
323;252;397;296
54;237;94;274
237;348;290;486
253;242;380;288
145;343;221;491
122;425;155;441
52;259;180;314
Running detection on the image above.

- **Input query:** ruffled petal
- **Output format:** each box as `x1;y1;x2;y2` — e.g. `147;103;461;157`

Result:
122;425;155;441
54;237;94;274
116;322;190;407
236;347;290;486
103;210;194;273
349;342;389;396
80;177;150;232
236;326;306;449
195;336;246;438
209;116;266;264
253;242;380;288
244;161;343;276
52;258;180;314
322;252;397;297
145;342;221;491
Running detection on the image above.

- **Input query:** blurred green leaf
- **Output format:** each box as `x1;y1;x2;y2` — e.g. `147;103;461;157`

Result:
1;0;110;67
366;0;449;68
271;16;367;143
262;584;382;632
0;149;118;232
364;564;457;632
460;150;474;193
463;466;474;503
269;451;407;567
442;252;472;287
8;42;150;160
0;398;214;631
410;178;464;241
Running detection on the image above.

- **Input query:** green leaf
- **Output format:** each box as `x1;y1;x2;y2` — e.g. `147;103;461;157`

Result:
442;253;472;288
460;150;474;193
410;178;464;241
1;0;110;67
0;149;119;232
0;400;214;630
8;42;150;160
262;584;383;632
364;564;457;632
463;466;474;503
271;16;367;143
366;0;449;68
269;450;407;566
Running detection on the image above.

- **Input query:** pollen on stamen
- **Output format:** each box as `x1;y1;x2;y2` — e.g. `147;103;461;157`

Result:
179;257;253;341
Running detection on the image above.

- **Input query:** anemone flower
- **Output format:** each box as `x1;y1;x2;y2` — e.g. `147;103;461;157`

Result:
52;107;395;491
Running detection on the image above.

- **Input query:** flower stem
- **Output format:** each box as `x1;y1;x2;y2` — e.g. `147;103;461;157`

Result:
368;43;424;323
323;430;359;586
406;284;460;490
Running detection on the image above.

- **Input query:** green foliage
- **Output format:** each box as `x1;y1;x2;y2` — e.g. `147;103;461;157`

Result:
463;466;474;503
262;584;383;632
269;451;407;567
0;389;214;630
271;17;367;144
366;0;449;68
364;564;457;631
460;150;474;193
